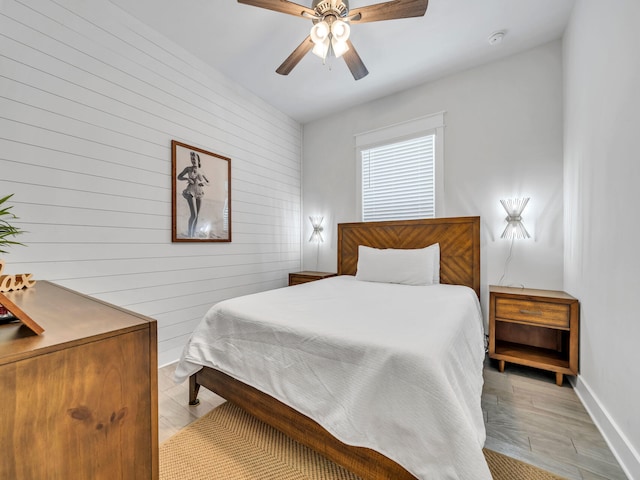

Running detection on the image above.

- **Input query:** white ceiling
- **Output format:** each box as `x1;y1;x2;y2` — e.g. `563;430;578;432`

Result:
108;0;575;123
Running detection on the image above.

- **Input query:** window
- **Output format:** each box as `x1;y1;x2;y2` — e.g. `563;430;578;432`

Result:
356;113;444;222
361;135;435;221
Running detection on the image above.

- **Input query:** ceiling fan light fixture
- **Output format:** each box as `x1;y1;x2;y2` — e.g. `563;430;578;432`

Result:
245;0;429;80
311;17;350;60
312;38;330;59
313;0;349;18
331;19;350;42
331;37;349;58
310;20;330;44
310;20;331;59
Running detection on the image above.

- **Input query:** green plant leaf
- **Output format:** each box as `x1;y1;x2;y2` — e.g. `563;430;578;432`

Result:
0;193;26;253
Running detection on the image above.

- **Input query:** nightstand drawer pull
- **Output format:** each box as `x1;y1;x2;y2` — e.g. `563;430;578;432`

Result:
519;309;543;315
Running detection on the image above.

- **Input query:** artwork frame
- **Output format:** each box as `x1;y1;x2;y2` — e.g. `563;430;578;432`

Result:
171;140;231;242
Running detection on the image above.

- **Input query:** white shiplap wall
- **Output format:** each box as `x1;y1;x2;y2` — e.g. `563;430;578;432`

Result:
0;0;302;365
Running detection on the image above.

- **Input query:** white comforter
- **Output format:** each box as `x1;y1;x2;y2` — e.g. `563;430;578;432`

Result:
175;276;490;480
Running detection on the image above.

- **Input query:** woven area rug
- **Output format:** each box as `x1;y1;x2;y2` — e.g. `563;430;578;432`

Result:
160;402;566;480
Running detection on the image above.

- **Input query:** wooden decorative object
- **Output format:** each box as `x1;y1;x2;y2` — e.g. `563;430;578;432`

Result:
0;260;41;333
188;217;481;480
0;292;43;334
0;259;36;292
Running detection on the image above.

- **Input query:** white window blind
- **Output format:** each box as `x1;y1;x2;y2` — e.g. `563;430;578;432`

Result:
361;135;435;222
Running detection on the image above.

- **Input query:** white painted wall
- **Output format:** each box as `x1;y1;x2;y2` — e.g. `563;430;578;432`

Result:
0;0;301;366
303;41;565;316
564;0;640;477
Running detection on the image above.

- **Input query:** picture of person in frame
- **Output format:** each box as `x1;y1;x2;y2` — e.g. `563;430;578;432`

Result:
177;151;209;238
172;140;230;242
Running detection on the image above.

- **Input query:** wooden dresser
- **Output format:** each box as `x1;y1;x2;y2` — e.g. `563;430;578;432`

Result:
489;285;579;386
0;281;158;480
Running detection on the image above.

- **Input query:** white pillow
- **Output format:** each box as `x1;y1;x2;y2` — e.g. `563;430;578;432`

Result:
355;243;440;286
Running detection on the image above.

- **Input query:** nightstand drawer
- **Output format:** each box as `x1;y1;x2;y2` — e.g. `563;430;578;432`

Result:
288;271;337;286
289;274;315;286
495;298;570;328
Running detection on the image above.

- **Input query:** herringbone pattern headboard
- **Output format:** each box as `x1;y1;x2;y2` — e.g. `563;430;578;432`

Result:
337;217;480;298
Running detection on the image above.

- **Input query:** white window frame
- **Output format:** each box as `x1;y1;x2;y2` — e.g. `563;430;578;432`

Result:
355;112;445;221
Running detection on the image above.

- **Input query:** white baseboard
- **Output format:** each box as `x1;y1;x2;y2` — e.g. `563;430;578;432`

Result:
158;357;179;369
571;375;639;480
158;346;184;368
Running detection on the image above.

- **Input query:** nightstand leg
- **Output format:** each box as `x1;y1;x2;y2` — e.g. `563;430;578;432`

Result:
555;372;563;386
498;360;505;373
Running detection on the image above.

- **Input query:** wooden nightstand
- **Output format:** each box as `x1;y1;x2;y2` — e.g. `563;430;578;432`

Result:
288;271;337;286
488;285;579;386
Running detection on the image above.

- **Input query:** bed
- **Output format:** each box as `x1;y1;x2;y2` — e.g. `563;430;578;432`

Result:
174;217;489;480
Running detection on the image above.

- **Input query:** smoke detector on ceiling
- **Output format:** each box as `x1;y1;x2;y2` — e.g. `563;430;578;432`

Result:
488;30;506;45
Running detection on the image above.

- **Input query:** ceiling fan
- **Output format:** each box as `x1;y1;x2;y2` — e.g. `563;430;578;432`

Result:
237;0;429;80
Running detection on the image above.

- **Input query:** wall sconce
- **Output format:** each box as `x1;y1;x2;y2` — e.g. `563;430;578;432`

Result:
500;198;530;240
308;216;324;243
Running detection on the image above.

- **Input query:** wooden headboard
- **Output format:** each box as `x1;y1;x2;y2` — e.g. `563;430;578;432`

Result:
337;217;480;298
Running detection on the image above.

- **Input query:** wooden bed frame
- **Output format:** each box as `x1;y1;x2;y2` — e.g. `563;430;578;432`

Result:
188;216;480;480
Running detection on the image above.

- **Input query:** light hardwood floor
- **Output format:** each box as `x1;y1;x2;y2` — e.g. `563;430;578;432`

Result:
158;359;628;480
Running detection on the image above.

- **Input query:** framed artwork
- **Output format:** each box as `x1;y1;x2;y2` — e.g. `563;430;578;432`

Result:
171;140;231;242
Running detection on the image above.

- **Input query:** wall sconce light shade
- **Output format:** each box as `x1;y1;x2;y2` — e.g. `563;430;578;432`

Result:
309;216;324;243
500;197;530;240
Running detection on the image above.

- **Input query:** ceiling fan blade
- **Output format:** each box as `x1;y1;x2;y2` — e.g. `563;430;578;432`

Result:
343;40;369;80
276;36;314;75
349;0;428;24
237;0;315;18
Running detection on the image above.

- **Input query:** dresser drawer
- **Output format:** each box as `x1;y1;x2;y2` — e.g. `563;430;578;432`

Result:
495;298;570;328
